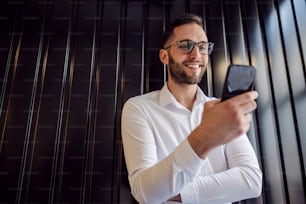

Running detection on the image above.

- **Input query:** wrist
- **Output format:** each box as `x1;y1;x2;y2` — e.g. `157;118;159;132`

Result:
188;127;214;159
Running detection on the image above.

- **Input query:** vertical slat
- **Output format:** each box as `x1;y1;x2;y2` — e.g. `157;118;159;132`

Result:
292;0;306;64
69;1;101;203
18;3;51;202
224;0;247;64
0;11;16;128
121;2;145;99
48;0;74;203
291;0;306;187
87;0;122;203
117;1;145;203
81;6;96;204
206;0;229;97
278;0;306;199
0;3;22;202
258;1;304;203
113;0;126;202
241;1;286;204
20;1;74;204
57;0;95;202
4;1;44;203
0;5;19;154
147;1;165;92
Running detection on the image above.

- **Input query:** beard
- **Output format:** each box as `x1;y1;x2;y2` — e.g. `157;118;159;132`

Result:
168;53;207;84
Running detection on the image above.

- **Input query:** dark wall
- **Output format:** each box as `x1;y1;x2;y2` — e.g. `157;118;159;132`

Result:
0;0;305;203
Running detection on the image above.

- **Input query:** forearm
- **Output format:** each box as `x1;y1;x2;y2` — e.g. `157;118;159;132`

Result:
180;136;262;204
180;165;262;204
128;139;204;204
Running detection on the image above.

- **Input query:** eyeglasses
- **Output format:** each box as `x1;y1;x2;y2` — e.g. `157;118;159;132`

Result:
164;40;214;55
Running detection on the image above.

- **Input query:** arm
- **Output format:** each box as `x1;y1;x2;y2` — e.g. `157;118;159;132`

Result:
177;91;262;203
121;99;205;204
180;135;262;203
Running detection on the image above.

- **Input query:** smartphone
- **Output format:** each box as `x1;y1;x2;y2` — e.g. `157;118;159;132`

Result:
221;64;256;101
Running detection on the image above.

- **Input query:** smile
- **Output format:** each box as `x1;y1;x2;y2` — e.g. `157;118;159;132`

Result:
185;63;203;69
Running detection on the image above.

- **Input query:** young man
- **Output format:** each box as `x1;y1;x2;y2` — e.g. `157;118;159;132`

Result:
121;13;262;204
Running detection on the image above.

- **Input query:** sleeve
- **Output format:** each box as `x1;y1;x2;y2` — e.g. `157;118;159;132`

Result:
179;135;262;204
121;99;205;204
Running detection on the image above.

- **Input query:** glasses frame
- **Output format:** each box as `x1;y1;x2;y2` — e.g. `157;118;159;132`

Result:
164;40;214;55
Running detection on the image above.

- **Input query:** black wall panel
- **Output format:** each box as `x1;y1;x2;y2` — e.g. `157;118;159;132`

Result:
0;0;305;203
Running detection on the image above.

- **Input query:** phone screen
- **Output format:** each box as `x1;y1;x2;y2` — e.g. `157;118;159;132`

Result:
221;64;256;101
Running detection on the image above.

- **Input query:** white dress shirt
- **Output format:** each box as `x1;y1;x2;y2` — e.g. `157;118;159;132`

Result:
121;84;262;204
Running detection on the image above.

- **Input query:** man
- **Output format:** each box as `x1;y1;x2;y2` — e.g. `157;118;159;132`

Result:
121;13;262;204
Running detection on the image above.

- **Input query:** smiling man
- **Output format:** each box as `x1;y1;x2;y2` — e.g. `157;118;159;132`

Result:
121;13;262;204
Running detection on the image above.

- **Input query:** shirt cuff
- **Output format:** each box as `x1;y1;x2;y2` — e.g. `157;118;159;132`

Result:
180;182;196;204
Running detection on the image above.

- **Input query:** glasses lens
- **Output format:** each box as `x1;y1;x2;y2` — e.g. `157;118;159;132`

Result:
207;42;214;54
198;42;208;54
198;42;214;54
177;40;214;55
177;40;194;53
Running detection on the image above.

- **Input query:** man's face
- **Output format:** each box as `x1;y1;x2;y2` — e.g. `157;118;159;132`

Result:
167;50;206;84
164;23;209;85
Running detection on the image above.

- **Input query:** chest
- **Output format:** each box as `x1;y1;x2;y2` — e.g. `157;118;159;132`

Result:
145;104;203;158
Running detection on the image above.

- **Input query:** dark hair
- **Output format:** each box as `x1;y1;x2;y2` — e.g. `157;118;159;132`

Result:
162;13;204;48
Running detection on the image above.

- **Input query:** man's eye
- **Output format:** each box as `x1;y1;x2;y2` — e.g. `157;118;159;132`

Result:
181;42;194;51
199;44;207;51
178;42;189;49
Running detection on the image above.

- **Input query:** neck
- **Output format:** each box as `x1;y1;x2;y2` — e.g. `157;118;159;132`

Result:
167;80;198;111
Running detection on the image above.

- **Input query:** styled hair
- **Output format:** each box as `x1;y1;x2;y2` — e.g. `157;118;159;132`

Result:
162;13;204;48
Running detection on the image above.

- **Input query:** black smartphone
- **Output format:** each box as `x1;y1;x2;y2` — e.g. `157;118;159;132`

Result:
221;64;256;101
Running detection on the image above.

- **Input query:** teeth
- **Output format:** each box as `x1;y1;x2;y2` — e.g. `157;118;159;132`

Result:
187;64;201;68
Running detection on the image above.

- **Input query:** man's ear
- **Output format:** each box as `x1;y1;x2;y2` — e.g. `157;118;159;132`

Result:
159;49;168;65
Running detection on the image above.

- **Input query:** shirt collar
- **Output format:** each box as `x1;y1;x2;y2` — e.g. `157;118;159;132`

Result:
159;83;207;108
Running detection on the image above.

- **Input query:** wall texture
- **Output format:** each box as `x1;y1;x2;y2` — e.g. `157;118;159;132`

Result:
0;0;305;203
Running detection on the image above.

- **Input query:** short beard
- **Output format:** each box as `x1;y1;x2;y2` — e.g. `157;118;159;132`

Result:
168;54;206;84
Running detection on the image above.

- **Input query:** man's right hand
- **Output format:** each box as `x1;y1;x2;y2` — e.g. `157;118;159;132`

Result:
188;91;258;159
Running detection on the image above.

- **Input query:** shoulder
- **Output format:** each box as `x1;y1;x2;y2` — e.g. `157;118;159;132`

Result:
122;90;161;112
125;90;160;105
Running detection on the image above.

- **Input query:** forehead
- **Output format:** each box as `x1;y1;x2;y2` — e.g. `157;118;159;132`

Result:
172;23;208;42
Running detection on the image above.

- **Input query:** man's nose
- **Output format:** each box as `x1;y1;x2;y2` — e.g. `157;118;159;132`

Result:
189;45;201;58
